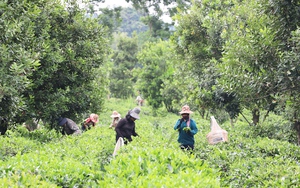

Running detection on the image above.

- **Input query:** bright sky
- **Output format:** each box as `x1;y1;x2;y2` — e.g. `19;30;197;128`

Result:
78;0;132;9
80;0;172;23
98;0;132;8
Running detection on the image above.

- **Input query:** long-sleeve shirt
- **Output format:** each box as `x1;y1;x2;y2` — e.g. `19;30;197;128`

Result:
62;118;81;135
82;117;95;131
115;115;138;143
174;118;198;146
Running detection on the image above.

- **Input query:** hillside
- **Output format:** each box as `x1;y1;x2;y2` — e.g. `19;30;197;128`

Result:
118;7;148;36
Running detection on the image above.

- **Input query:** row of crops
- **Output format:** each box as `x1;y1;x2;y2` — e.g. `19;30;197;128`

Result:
1;98;300;187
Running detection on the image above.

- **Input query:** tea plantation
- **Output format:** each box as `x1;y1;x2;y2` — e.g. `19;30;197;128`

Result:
1;98;300;187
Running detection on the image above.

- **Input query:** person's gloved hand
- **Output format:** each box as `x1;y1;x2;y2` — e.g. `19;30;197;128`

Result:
183;127;191;133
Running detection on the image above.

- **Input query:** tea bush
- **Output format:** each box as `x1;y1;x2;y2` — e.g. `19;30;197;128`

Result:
0;98;300;187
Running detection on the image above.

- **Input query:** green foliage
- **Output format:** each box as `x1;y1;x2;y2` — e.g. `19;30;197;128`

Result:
212;88;241;119
119;7;148;36
160;77;184;113
0;128;111;187
136;40;177;113
264;0;300;43
216;0;300;126
0;0;109;127
0;172;59;188
171;1;229;119
274;28;300;122
1;0;300;186
250;113;297;143
127;0;191;21
0;98;300;187
195;119;300;187
109;34;139;98
0;133;40;161
219;0;281;111
97;7;123;36
120;0;191;39
140;15;173;39
0;0;42;119
11;126;61;143
102;146;219;187
26;1;108;124
170;0;300;130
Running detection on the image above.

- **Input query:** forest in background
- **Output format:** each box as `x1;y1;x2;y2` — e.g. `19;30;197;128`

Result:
0;0;300;145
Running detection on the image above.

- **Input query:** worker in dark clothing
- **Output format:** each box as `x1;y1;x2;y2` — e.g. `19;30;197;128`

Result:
58;117;81;135
115;107;140;144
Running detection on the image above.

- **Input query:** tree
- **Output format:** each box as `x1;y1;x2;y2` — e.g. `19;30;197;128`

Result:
171;0;230;120
277;28;300;144
171;0;300;127
219;0;300;126
0;0;43;126
135;40;175;114
109;34;139;98
126;0;191;39
126;0;191;19
118;7;148;36
0;0;109;130
96;7;123;36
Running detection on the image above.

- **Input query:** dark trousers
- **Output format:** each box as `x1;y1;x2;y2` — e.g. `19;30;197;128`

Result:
180;144;194;151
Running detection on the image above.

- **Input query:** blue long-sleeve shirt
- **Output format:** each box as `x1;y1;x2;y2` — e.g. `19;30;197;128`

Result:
174;118;198;146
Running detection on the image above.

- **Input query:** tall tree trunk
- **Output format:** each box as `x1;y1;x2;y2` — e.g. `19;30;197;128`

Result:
252;108;260;126
230;118;234;127
294;121;300;145
198;109;205;119
228;112;236;127
0;117;8;135
262;109;270;122
240;112;252;126
197;108;205;119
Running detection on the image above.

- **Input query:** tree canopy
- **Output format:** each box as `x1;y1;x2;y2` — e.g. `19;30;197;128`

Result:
0;0;108;128
1;0;300;143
